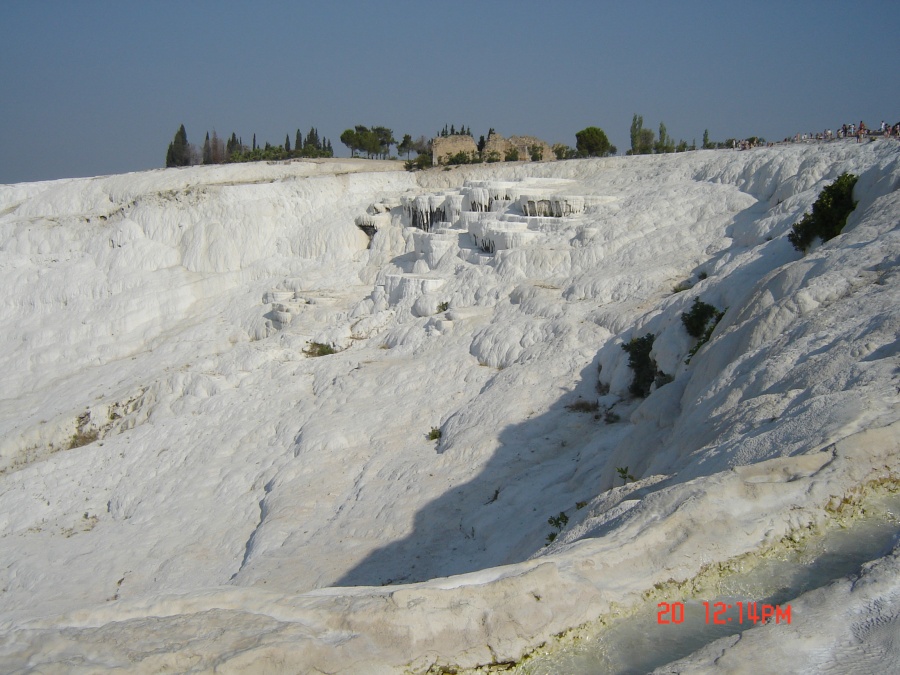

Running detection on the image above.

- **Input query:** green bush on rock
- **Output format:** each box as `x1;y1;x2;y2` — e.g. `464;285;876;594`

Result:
788;173;858;252
304;342;336;357
622;334;660;398
682;298;725;363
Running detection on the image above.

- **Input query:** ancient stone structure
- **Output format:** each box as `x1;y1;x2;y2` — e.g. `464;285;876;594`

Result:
483;133;554;163
432;132;555;166
431;135;478;166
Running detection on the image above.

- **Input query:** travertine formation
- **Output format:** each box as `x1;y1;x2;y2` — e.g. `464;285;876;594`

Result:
3;142;900;674
393;178;588;262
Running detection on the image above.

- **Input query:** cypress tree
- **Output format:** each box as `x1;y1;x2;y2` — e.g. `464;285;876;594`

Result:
285;133;291;153
630;115;642;155
177;124;189;165
166;124;189;167
210;129;222;163
305;126;320;151
202;132;212;164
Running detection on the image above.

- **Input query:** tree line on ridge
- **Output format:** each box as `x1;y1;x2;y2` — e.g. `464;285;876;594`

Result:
165;116;760;169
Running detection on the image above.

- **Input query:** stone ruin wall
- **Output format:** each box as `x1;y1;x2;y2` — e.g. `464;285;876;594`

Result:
432;133;555;165
431;135;479;166
512;135;554;161
483;134;555;163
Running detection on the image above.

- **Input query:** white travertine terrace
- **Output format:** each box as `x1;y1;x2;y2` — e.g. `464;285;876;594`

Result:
1;144;899;673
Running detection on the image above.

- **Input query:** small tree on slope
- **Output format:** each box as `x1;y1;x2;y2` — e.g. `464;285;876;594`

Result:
788;173;858;253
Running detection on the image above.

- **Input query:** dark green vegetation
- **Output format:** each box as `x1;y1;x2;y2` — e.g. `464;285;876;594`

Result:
621;334;659;398
682;298;723;339
167;114;762;170
546;511;569;544
166;124;333;167
165;125;190;167
304;342;336;357
616;466;636;485
436;124;473;137
340;125;396;159
575;126;616;157
406;153;433;171
788;173;859;252
682;298;725;363
445;151;478;166
628;115;697;155
553;143;578;160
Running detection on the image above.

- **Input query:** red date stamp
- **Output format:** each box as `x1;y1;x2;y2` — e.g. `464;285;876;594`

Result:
657;601;791;625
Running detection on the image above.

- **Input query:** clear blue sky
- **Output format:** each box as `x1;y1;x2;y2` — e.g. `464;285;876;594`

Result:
1;0;897;184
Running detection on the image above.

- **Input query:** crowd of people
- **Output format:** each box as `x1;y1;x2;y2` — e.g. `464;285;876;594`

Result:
791;120;900;144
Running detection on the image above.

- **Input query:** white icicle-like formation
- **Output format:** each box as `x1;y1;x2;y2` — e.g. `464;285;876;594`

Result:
518;193;586;217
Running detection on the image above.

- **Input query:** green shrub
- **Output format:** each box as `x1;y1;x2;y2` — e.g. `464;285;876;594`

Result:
530;145;544;161
552;143;577;159
621;333;657;398
446;150;473;165
548;512;568;529
427;427;442;441
485;151;502;163
788;173;858;252
305;342;336;357
405;153;432;171
682;298;724;363
681;298;720;338
616;466;636;485
504;147;519;162
437;301;450;312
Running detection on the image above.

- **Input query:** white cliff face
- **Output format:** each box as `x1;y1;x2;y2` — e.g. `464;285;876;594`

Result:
0;144;898;673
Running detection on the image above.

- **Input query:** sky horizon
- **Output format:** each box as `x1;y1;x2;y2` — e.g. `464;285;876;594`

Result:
2;0;898;185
